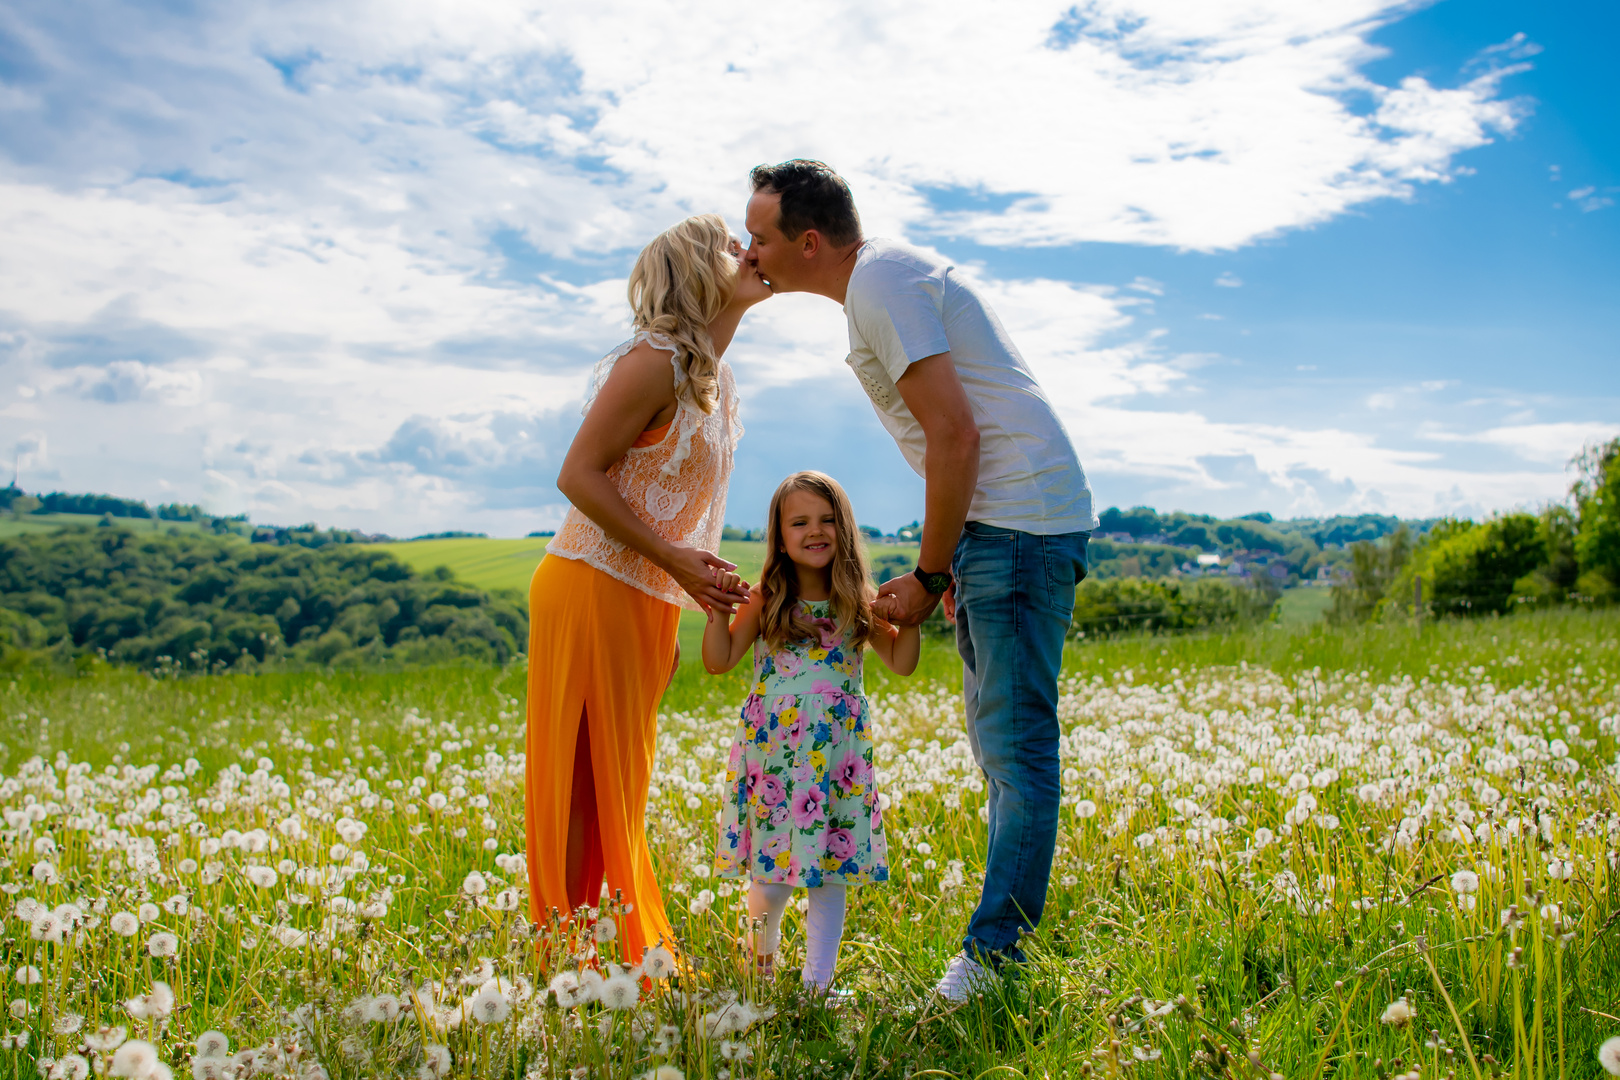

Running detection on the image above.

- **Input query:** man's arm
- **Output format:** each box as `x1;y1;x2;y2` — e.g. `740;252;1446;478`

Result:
875;352;980;626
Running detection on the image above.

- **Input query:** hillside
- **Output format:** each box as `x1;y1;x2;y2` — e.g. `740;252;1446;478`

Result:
0;525;526;670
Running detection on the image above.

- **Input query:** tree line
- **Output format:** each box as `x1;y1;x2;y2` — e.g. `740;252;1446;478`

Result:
0;525;526;671
1330;437;1620;622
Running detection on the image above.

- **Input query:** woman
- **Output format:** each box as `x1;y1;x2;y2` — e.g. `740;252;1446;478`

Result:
524;214;769;965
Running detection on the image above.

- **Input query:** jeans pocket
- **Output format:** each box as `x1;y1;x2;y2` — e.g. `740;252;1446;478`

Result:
962;521;1014;543
1041;536;1080;616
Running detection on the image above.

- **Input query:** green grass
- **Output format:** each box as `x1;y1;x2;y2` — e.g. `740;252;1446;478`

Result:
5;603;1616;1078
0;513;224;538
368;537;553;594
369;536;920;669
1274;583;1335;626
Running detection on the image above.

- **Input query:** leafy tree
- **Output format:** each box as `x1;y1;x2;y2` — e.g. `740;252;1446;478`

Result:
1424;513;1545;616
0;526;526;670
1574;437;1620;601
1329;526;1413;624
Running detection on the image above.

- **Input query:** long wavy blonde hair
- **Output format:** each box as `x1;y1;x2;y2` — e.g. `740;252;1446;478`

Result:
627;214;738;415
760;471;877;653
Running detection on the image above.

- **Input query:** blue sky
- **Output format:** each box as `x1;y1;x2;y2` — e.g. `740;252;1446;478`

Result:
0;0;1614;536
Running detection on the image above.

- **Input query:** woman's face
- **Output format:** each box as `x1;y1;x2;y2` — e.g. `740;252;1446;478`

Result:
727;235;772;305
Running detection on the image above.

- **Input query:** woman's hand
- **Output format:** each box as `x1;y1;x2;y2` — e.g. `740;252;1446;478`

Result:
666;543;751;614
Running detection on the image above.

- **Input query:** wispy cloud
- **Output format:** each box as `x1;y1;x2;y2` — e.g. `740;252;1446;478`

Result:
0;1;1566;530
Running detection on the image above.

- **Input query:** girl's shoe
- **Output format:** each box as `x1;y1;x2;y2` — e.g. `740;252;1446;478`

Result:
750;951;777;980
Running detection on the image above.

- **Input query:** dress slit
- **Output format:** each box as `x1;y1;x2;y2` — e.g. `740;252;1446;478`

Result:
524;553;680;966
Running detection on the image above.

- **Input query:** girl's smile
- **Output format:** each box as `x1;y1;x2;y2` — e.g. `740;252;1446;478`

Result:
780;489;839;593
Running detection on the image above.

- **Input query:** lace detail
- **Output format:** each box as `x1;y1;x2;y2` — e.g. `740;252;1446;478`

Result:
547;332;744;610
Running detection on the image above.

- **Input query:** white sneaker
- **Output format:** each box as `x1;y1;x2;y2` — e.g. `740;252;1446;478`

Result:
930;950;998;1002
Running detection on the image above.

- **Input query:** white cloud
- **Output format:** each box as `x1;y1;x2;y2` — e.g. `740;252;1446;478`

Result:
1214;272;1243;288
1424;421;1620;466
0;0;1559;530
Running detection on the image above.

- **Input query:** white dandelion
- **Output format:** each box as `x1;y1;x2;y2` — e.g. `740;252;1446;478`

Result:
461;871;488;897
110;912;140;937
642;945;677;980
147;932;180;959
600;973;639;1011
194;1031;230;1059
1598;1036;1620;1076
1380;998;1414;1028
109;1039;159;1078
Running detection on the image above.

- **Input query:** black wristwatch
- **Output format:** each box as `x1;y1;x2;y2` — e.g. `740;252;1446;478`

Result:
913;566;953;595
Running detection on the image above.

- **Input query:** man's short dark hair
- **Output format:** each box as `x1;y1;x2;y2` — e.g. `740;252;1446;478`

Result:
750;159;862;247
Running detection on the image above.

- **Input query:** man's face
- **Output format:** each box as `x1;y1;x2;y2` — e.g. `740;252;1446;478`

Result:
744;191;801;294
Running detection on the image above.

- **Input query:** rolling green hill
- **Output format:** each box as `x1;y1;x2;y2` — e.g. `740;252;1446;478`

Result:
370;536;923;664
0;513;226;539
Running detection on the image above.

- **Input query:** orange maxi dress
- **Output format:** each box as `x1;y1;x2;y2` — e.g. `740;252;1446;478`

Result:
525;330;741;967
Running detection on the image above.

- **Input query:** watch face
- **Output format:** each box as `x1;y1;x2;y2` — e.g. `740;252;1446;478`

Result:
914;568;951;594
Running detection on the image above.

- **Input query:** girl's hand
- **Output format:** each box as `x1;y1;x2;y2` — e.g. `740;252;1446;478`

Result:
667;544;751;613
710;567;745;596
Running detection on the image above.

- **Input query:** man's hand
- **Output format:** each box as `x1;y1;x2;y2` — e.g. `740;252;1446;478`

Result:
875;570;942;627
667;545;750;614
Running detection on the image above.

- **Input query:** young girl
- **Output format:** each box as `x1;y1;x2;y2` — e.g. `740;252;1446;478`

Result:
702;470;920;991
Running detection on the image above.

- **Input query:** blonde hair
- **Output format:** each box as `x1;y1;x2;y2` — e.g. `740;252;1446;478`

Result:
760;471;876;653
627;214;738;415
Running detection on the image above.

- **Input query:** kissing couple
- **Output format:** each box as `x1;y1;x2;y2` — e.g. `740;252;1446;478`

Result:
522;160;1095;1001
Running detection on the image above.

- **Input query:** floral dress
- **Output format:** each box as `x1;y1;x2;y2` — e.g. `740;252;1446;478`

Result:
715;600;889;888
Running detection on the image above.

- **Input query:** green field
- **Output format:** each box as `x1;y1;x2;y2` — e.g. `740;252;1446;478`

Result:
1273;583;1335;625
1;608;1616;1077
0;512;222;538
374;536;922;664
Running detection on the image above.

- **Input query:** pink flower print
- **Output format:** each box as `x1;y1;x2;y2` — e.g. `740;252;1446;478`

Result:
734;828;751;862
791;759;816;787
784;712;808;751
742;695;766;729
762;832;791;858
791;785;827;829
742;758;764;801
776;652;804;678
832;750;863;793
758;773;787;808
817;624;841;650
726;741;744;776
768;804;790;827
786;853;802;880
825;827;856;862
811;679;840;698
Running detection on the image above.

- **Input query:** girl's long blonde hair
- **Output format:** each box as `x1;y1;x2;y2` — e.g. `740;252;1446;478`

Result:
760;471;876;653
627;214;738;415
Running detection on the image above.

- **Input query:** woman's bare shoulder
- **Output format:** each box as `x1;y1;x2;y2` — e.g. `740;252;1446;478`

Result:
604;339;678;393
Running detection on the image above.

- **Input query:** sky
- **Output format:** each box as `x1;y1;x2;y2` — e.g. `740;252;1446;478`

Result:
0;0;1615;537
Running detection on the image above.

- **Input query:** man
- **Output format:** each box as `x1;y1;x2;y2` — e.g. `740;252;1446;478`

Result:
743;159;1097;1000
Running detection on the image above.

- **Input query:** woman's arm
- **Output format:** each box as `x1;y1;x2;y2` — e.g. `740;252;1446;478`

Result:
703;584;764;674
867;619;922;676
556;343;749;613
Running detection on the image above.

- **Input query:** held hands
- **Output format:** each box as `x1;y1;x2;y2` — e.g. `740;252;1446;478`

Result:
705;567;748;621
666;543;751;615
874;571;950;628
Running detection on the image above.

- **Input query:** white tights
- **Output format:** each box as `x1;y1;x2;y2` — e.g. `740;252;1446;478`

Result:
745;881;847;991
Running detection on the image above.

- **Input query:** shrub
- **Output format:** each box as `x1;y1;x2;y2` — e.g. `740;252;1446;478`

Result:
1069;576;1273;638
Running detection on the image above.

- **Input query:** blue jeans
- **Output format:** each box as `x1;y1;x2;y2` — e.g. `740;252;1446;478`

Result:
952;521;1089;963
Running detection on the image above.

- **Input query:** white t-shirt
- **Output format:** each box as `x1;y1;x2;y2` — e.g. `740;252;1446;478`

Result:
843;239;1097;535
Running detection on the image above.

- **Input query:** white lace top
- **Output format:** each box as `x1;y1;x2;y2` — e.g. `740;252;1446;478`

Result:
545;331;743;609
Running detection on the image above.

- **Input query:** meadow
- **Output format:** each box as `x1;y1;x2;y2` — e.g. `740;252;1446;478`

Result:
371;539;924;666
0;608;1617;1080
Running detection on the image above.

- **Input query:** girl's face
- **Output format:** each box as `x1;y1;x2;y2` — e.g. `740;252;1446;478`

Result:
779;489;838;571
